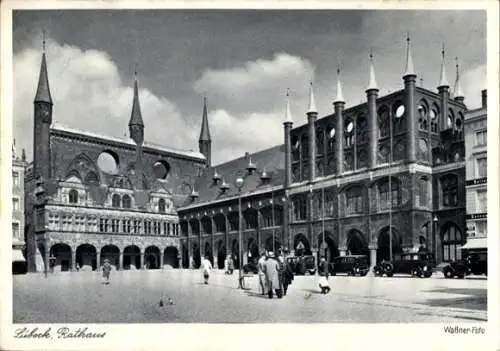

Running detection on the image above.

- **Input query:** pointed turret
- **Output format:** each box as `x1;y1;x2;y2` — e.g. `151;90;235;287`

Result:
129;71;144;129
34;34;53;104
403;33;415;78
199;96;211;142
307;81;317;114
334;66;345;104
366;50;378;91
198;95;212;167
284;89;293;123
438;44;449;88
453;58;464;102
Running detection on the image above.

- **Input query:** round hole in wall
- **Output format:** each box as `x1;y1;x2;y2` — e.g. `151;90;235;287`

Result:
97;151;119;174
153;160;170;180
346;121;354;133
395;104;405;118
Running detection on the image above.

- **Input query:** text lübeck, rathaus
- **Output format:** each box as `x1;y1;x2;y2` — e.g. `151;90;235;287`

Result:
14;327;106;339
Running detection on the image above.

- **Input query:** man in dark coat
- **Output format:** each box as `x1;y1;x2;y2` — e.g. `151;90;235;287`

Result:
278;254;294;296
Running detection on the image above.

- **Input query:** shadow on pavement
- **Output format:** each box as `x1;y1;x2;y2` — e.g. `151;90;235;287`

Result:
301;289;322;295
245;291;270;299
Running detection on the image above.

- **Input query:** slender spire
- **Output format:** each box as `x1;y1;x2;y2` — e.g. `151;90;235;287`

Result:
438;44;449;88
367;49;378;91
34;30;53;104
334;65;345;104
12;139;16;159
403;32;415;77
199;95;211;141
284;89;293;123
453;57;464;99
307;80;317;114
129;65;144;127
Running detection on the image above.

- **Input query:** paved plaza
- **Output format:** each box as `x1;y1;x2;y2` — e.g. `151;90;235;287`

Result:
13;269;487;323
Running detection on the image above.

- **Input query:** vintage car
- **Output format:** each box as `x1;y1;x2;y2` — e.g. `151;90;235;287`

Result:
442;250;487;279
286;255;316;275
373;252;434;278
330;255;370;276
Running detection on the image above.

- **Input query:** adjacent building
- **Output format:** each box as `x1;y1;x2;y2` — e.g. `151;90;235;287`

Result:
464;90;487;252
12;141;28;273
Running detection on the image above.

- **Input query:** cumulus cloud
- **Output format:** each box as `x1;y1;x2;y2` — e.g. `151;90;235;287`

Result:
460;63;486;109
194;53;315;115
14;39;197;163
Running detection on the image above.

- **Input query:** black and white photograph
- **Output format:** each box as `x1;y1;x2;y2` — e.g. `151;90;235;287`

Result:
1;1;498;350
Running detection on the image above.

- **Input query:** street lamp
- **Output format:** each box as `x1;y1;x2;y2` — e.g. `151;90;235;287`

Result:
433;215;439;262
235;177;244;289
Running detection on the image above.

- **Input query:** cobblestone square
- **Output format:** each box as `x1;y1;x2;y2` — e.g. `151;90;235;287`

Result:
13;270;487;323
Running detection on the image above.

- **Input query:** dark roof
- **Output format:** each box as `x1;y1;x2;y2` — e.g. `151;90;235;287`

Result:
34;53;52;104
180;144;285;208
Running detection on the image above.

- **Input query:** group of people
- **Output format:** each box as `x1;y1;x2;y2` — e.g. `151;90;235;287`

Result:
257;251;294;299
223;255;235;275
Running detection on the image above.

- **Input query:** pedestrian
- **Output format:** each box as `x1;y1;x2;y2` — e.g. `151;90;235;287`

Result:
102;259;112;283
257;252;267;295
318;257;330;294
201;255;212;284
228;256;234;275
263;252;282;299
279;254;294;296
224;256;229;275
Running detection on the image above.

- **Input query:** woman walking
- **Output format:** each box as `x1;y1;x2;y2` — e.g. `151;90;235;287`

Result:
201;256;213;284
102;259;112;283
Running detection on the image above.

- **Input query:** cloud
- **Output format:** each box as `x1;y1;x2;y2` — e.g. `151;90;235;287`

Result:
14;39;198;164
209;109;283;165
460;63;486;109
193;53;315;115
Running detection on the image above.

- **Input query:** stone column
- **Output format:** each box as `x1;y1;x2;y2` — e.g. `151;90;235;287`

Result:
140;251;145;269
311;249;318;273
369;243;377;267
159;251;164;269
96;251;101;271
119;251;123;270
335;100;345;173
71;248;76;272
366;88;378;169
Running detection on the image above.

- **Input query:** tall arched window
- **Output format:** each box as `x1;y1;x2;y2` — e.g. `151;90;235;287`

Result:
345;187;364;215
442;223;462;262
122;194;132;209
419;176;428;207
441;174;458;206
112;194;121;208
316;129;324;155
69;189;78;204
378;107;390;138
158;198;166;213
344;119;354;148
379;178;400;210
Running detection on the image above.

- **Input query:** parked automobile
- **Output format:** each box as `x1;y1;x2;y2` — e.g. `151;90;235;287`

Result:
373;252;434;278
442;250;487;279
330;255;370;276
286;255;316;275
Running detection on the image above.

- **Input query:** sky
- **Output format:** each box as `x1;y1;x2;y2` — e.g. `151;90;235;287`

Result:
12;9;486;166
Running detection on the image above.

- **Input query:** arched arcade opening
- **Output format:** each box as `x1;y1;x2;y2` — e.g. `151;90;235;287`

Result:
377;227;402;263
164;246;179;268
145;246;161;269
346;229;370;263
50;243;72;272
100;245;120;269
317;233;339;264
123;245;141;270
294;234;312;256
76;244;97;271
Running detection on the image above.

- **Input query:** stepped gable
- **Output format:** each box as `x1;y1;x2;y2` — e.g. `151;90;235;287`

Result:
181;144;285;207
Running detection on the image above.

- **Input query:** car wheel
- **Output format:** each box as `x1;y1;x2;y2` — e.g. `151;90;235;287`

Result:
373;267;381;277
411;269;418;277
444;269;453;279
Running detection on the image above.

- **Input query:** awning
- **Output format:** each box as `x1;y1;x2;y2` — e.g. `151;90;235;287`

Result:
461;238;487;250
12;250;26;263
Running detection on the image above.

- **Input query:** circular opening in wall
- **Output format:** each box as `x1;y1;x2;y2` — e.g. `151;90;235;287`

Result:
153;160;170;180
97;151;119;174
430;109;437;120
455;118;462;130
395;104;405;118
346;121;354;133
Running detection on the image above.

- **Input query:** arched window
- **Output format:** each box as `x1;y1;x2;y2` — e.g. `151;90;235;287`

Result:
345;187;364;215
442;223;462;262
419;177;428;207
379;178;399;210
327;126;335;152
344;119;354;148
158;198;166;213
417;101;429;131
356;115;368;143
441;174;458;206
122;194;132;209
378;107;390;138
69;189;78;204
316;129;324;155
111;194;121;208
301;134;309;159
430;103;439;133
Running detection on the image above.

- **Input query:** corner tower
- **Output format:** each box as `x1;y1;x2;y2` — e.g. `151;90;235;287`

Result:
33;33;53;181
199;96;212;167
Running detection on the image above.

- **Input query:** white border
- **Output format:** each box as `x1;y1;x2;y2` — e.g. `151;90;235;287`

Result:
1;1;498;351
